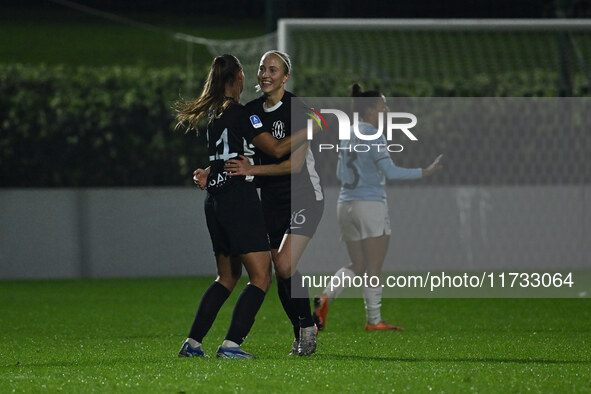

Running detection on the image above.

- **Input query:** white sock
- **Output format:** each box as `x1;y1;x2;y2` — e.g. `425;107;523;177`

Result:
363;286;383;325
186;338;201;348
221;340;240;349
323;267;355;304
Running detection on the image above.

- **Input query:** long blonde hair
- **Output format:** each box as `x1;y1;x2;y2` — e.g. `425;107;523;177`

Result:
175;54;243;133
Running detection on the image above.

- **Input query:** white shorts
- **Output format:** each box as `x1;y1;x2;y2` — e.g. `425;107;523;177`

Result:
337;200;391;242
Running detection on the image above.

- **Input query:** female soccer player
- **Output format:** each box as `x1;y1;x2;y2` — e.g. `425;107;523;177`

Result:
313;84;442;331
175;54;311;359
222;50;324;356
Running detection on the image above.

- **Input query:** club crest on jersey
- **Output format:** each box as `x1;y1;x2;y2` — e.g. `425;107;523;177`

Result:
272;120;286;139
250;115;263;128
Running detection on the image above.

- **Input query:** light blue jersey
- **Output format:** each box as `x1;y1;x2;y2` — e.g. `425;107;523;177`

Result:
337;122;422;203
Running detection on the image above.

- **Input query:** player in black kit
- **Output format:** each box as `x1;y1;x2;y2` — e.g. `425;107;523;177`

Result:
224;51;324;356
175;54;312;359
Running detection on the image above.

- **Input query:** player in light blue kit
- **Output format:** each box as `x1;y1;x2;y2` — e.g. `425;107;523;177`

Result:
313;83;442;331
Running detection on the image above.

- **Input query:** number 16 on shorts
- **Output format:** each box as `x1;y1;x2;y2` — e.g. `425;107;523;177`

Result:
291;209;307;229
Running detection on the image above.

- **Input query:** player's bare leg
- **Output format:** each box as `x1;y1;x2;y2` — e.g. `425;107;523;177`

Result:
216;254;242;290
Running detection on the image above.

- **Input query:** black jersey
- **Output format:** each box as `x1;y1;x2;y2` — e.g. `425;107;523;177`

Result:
244;91;323;203
205;99;262;194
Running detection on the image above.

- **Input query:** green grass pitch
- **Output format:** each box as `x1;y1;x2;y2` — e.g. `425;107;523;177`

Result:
1;277;590;392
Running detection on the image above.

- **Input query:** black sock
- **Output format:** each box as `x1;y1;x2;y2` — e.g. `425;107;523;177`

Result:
277;277;301;340
286;271;315;328
225;284;266;345
188;281;231;343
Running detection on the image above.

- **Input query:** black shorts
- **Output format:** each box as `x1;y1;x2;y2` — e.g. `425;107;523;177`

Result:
261;191;290;250
288;198;324;239
204;181;270;256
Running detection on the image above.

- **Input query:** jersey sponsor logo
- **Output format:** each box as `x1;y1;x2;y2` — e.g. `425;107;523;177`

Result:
272;120;286;139
250;115;263;128
208;171;229;189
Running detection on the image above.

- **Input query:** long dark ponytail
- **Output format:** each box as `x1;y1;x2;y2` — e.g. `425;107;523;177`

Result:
350;83;382;118
175;54;243;133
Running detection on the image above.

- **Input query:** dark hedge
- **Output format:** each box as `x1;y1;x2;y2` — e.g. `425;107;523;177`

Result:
0;64;209;187
1;64;588;187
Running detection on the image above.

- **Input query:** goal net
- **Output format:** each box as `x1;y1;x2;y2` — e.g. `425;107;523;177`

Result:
175;32;277;103
278;19;591;97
